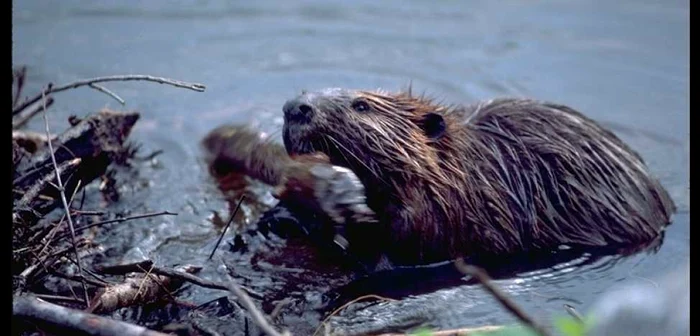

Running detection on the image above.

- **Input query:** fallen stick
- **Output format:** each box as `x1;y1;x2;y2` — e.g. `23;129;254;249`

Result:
52;211;178;242
13;109;140;224
40;88;90;306
14;158;82;225
454;259;552;336
96;260;263;299
208;194;245;260
13;96;55;129
225;273;289;336
13;295;171;336
378;325;504;336
87;264;199;314
13;74;206;115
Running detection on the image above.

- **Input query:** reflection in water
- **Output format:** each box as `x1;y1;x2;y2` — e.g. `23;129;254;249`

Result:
13;0;688;334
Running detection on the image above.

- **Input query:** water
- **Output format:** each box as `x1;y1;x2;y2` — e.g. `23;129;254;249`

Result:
13;0;689;335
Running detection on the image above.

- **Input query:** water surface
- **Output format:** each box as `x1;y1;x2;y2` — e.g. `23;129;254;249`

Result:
13;0;689;334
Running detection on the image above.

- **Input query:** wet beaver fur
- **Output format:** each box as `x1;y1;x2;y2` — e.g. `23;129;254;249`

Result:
204;88;675;272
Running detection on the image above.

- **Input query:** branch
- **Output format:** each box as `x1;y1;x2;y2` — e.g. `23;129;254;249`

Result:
89;83;125;105
454;259;552;336
13;295;171;336
378;325;504;336
87;264;198;314
41;87;90;306
13;74;206;115
225;273;289;336
52;211;177;242
12;96;54;129
209;194;245;260
96;260;263;300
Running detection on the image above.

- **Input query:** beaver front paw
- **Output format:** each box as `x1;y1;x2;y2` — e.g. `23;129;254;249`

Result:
273;162;377;226
309;164;376;225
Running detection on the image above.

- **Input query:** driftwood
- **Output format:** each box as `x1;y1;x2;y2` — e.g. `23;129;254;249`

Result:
87;264;199;314
95;260;263;300
13;109;140;226
11;67;212;336
13;295;171;336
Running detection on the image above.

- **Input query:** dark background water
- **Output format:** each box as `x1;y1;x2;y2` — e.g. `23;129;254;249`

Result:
13;0;688;334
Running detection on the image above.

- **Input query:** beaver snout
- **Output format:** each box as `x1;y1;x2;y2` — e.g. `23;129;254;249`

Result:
283;94;316;124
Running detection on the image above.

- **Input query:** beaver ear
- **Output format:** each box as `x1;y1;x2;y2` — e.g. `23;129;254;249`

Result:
419;112;446;140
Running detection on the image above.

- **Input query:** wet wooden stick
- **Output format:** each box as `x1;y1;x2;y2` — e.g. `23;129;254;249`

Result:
454;259;552;336
14;74;206;115
40;86;90;307
208;194;245;260
52;211;177;242
96;260;263;299
224;272;289;336
13;295;170;336
13;96;54;129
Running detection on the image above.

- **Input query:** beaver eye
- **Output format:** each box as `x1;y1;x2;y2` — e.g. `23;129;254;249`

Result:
351;99;370;113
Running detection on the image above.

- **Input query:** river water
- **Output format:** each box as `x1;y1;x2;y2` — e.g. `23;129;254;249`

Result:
13;0;689;335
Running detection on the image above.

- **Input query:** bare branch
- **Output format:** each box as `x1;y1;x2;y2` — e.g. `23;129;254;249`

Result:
13;295;171;336
53;211;178;241
378;326;504;336
209;194;245;260
313;294;397;336
454;259;552;336
13;96;55;129
224;272;289;336
87;264;196;314
89;83;125;105
41;86;90;306
14;74;206;115
96;260;263;300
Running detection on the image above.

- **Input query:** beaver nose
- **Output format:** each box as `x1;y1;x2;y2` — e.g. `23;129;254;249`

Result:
282;96;315;124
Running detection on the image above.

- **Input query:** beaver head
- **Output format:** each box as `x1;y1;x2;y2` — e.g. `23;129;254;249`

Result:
282;88;460;207
281;88;472;267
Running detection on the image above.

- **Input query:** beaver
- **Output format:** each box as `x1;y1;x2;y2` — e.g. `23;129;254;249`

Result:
203;88;675;272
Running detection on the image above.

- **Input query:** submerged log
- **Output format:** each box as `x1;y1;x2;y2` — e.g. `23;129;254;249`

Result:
13;295;170;336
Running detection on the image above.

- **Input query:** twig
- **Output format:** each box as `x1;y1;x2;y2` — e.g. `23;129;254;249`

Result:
96;260;263;300
71;210;106;216
454;259;552;336
313;294;397;336
135;264;181;303
40;86;90;307
12;96;54;129
209;194;245;260
51;271;110;288
53;211;177;241
89;83;125;105
133;263;157;301
13;295;171;336
134;149;164;162
192;321;223;336
13;66;27;107
563;304;584;324
34;294;86;305
270;298;292;320
224;272;288;336
378;326;504;336
87;264;197;314
36;179;82;259
13;74;206;115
